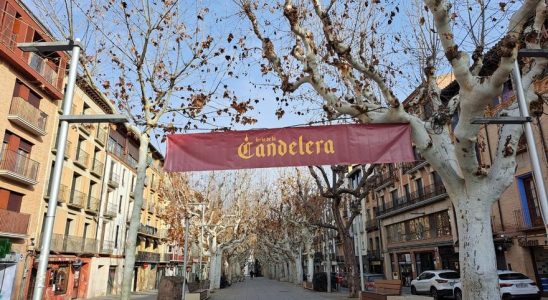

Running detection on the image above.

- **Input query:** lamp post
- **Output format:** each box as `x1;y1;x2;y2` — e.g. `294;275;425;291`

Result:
17;39;128;300
181;217;190;300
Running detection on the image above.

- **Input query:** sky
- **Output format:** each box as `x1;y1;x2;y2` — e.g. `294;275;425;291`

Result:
22;0;519;161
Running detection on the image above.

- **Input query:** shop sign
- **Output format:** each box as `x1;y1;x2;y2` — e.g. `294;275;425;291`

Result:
518;239;539;247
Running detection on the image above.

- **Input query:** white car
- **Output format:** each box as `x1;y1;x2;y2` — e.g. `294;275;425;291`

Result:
411;270;460;299
452;271;541;300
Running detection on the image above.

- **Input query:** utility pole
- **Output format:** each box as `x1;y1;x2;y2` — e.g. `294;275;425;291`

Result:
181;217;190;300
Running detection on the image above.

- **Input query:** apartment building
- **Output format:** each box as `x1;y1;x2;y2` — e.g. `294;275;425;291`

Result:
25;78;112;299
0;0;67;298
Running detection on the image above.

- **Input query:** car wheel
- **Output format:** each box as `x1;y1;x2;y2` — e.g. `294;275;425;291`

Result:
454;288;462;300
430;287;440;300
411;285;417;295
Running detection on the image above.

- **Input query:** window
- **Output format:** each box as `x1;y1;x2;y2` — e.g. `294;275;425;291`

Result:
122;169;126;186
119;195;123;213
404;184;411;200
13;80;41;108
52;267;69;294
415;178;424;198
390;190;398;206
431;171;443;186
115;225;120;248
518;174;542;227
0;188;23;212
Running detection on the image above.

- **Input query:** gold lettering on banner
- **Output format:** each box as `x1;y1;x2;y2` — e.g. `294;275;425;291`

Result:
237;135;336;160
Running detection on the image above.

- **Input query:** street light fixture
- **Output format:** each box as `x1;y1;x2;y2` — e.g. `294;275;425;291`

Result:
17;39;128;300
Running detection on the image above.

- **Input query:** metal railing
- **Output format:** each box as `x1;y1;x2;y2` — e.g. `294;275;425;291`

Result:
100;240;115;254
401;161;427;173
365;219;379;231
96;128;108;145
0;28;17;50
28;52;59;87
91;159;104;177
138;224;158;236
513;209;544;230
46;233;98;253
377;183;447;215
103;202;118;218
67;189;86;209
0;146;40;182
0;209;30;235
45;182;70;203
85;196;100;214
108;172;120;188
52;136;71;159
136;251;160;262
9;97;48;133
75;148;90;168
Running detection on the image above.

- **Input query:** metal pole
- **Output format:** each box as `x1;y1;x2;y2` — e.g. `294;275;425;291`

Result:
324;211;331;293
199;204;204;280
355;216;365;291
181;217;190;300
32;39;81;300
512;60;548;237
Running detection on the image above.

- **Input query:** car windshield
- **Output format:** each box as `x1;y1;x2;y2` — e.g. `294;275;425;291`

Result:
499;273;529;280
439;272;460;279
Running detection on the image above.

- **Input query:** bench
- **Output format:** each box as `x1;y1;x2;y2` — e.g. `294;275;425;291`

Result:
360;279;402;300
186;280;210;300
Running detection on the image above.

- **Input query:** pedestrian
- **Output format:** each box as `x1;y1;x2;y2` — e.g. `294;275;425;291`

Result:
250;270;254;279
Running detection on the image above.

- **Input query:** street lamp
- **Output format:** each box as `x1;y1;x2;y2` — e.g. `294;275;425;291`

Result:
18;39;128;300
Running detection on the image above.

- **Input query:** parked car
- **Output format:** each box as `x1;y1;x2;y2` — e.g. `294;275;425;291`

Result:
364;273;386;291
410;270;460;299
452;271;541;300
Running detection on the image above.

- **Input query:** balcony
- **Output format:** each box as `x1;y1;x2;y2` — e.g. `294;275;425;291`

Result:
85;196;100;215
67;189;86;209
0;147;39;185
377;183;447;217
51;137;72;160
365;219;379;232
0;209;30;238
366;249;381;260
79;123;94;136
138;224;158;238
100;240;115;254
46;233;98;254
513;209;544;231
372;170;397;190
74;148;90;169
91;159;104;178
8;97;48;136
44;182;70;204
136;251;160;262
28;52;59;87
95;128;108;146
401;161;428;174
0;28;17;50
108;172;120;189
103;202;118;219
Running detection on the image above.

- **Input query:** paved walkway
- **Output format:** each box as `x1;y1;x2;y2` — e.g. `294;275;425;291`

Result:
210;277;349;300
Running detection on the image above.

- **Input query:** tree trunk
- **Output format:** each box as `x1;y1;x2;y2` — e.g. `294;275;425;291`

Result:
121;133;149;299
294;253;303;285
306;242;314;283
457;195;500;300
332;201;359;297
211;250;223;289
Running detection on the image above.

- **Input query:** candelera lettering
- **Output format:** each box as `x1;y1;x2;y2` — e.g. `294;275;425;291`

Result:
237;135;335;160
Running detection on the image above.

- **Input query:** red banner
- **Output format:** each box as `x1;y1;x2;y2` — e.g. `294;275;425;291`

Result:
165;124;414;172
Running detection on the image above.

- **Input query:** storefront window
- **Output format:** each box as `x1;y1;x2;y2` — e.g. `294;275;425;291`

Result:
52;267;69;294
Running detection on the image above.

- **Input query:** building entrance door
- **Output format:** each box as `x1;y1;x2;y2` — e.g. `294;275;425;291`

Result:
107;266;116;295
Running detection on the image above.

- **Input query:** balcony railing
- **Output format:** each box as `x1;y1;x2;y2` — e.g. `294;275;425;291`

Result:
8;97;48;135
91;159;104;177
0;209;30;236
28;52;59;87
67;189;86;209
51;136;72;159
365;219;379;231
138;224;158;237
513;209;544;230
85;196;100;214
100;240;115;254
136;251;160;262
366;249;381;260
74;148;90;169
45;233;98;253
103;202;118;218
108;172;120;189
0;147;39;185
0;28;17;50
372;170;397;188
377;183;447;216
95;128;108;146
45;182;70;204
